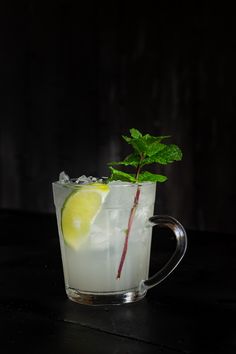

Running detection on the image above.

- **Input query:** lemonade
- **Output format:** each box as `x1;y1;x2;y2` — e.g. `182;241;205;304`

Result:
52;128;187;305
53;177;156;299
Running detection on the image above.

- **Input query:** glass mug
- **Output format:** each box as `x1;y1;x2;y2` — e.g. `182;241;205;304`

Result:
52;180;187;305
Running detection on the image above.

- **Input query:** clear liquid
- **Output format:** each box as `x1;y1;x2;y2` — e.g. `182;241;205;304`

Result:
53;182;156;293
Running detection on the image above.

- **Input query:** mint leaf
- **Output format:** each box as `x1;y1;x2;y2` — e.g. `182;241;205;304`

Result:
108;128;183;183
127;137;147;155
122;135;132;143
108;167;136;182
144;144;182;165
108;153;140;167
130;128;142;139
142;134;170;144
138;171;167;183
109;168;167;183
145;141;166;157
122;132;171;157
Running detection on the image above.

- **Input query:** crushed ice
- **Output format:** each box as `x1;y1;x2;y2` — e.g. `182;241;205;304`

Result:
59;171;108;185
76;175;92;184
75;175;108;184
59;171;70;184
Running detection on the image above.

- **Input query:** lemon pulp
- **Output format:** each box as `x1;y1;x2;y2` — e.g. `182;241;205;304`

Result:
61;183;109;250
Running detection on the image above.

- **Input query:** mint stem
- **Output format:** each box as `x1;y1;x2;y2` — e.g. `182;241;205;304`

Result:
135;153;144;180
116;154;144;279
116;185;141;279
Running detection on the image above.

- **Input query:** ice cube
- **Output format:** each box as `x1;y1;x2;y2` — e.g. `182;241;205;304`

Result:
59;171;70;184
75;175;92;184
98;177;108;183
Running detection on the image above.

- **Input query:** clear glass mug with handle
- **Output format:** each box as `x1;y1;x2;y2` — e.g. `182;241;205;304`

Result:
52;178;187;305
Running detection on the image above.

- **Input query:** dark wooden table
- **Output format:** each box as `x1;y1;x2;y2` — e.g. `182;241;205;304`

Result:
0;209;235;353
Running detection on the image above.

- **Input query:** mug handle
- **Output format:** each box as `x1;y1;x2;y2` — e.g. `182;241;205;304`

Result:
140;215;187;292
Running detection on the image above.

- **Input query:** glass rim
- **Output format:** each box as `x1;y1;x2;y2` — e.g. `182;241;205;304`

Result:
52;180;156;188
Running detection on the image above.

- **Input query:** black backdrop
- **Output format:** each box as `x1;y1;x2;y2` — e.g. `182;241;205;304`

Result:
0;2;235;234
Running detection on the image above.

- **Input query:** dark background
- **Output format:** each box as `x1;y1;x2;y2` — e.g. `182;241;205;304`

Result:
0;2;235;234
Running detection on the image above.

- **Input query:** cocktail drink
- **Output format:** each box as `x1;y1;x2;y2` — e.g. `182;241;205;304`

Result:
52;174;187;305
53;128;187;305
53;179;155;292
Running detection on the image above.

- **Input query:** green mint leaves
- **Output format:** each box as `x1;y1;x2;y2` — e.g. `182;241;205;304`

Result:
108;128;182;183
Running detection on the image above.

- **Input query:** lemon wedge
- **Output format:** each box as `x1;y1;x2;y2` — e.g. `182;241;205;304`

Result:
61;183;110;250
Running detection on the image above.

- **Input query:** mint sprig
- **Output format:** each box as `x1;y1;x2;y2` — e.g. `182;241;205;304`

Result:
108;128;182;183
110;128;183;279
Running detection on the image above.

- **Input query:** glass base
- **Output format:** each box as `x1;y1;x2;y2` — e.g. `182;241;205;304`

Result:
66;287;147;305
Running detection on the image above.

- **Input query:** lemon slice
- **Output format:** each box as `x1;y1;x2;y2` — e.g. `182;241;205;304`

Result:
61;183;110;250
